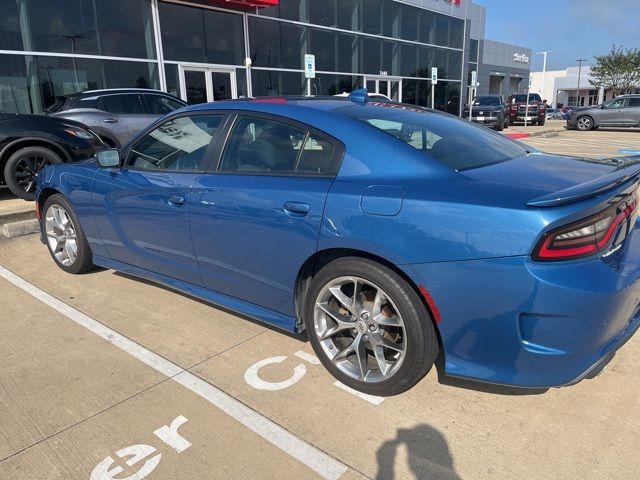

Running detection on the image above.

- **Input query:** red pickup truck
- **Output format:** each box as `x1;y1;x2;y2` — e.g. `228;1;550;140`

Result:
506;93;546;126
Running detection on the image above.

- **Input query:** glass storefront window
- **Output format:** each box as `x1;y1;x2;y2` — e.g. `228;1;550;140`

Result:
402;79;431;108
0;53;159;113
165;63;179;98
311;28;336;72
248;17;281;68
97;0;156;59
160;2;244;66
312;74;362;96
309;2;336;27
337;0;360;31
28;0;99;55
18;0;155;59
251;70;305;97
0;0;24;50
0;54;31;113
257;0;463;50
337;33;359;74
400;4;418;42
469;39;479;63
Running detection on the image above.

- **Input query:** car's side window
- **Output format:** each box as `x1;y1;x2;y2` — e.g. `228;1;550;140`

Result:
296;134;335;175
102;94;145;115
627;98;640;108
145;94;185;115
220;117;306;174
605;98;626;109
127;115;222;172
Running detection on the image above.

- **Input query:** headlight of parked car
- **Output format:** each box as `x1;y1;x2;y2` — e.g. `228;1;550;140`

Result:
63;127;96;140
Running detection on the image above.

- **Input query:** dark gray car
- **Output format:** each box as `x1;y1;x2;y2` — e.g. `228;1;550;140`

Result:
462;94;509;131
568;94;640;131
47;89;186;147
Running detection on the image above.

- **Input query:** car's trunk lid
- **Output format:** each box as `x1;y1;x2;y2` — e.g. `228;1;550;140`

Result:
462;153;640;207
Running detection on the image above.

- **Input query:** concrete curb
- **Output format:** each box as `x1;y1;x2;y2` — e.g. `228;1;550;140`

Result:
2;219;40;238
526;128;565;137
0;210;36;225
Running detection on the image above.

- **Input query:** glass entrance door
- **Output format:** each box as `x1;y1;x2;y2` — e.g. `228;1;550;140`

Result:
365;76;402;102
179;66;237;104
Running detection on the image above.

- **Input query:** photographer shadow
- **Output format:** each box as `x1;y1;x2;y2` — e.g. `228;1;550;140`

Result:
376;424;462;480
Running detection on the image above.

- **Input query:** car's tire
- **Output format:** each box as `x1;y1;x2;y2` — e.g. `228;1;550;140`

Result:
576;116;594;131
4;146;63;201
42;194;95;274
539;117;546;126
508;118;515;126
503;118;509;129
304;257;439;396
496;117;504;131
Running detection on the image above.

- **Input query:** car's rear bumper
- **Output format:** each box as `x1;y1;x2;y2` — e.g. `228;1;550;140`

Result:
402;223;640;388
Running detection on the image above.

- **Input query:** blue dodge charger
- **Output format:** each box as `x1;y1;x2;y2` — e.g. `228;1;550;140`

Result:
36;91;640;396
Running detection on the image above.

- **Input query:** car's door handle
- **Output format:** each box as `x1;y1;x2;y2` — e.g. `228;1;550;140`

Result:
104;118;119;124
167;195;185;206
283;201;310;216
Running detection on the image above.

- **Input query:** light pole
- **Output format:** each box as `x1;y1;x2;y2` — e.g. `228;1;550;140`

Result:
536;51;555;104
62;34;84;89
575;57;587;107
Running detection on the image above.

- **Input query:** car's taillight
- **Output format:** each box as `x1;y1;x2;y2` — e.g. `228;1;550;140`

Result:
533;199;638;261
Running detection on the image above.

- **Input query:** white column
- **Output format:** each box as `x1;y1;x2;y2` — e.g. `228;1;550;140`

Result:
598;85;605;104
150;0;167;92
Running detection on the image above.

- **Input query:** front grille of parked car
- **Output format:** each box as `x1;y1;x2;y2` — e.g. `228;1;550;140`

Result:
518;106;538;113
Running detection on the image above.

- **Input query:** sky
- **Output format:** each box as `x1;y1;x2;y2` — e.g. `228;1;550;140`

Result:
475;0;640;72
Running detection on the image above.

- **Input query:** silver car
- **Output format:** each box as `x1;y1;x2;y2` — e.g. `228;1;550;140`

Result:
568;94;640;131
47;89;186;147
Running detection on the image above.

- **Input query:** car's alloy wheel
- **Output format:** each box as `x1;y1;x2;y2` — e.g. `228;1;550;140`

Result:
305;257;439;396
313;276;407;383
42;194;95;274
576;116;593;131
45;204;78;267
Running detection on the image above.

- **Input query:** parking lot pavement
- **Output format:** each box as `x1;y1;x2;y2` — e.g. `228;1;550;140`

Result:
0;190;33;223
502;118;566;135
2;234;640;479
521;127;640;159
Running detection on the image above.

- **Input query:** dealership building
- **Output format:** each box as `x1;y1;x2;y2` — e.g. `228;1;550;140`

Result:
0;0;531;116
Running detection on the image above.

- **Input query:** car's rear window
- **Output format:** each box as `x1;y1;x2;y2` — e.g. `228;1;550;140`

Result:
337;103;528;171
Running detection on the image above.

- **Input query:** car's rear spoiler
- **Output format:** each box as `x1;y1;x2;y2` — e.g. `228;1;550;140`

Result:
527;156;640;208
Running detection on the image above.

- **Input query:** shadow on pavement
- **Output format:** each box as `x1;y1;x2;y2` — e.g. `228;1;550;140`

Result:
376;424;461;480
112;270;307;340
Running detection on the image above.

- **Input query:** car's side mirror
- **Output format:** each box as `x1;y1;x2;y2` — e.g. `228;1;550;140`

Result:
96;149;121;168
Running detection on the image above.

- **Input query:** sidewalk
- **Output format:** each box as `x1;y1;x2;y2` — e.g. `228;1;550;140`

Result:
0;190;34;223
501;119;567;139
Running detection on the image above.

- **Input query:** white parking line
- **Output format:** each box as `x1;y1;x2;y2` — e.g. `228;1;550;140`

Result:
294;350;322;365
333;382;385;406
0;265;348;480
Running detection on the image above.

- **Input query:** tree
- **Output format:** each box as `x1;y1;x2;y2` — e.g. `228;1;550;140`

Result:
589;45;640;96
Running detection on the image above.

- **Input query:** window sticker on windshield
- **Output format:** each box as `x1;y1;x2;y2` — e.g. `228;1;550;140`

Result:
149;117;212;153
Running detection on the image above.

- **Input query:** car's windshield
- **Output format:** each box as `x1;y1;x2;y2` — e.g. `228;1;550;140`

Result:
512;94;541;103
338;103;528;170
473;97;500;106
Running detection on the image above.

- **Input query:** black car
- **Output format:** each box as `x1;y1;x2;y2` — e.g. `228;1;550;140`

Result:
462;94;509;131
0;111;104;200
